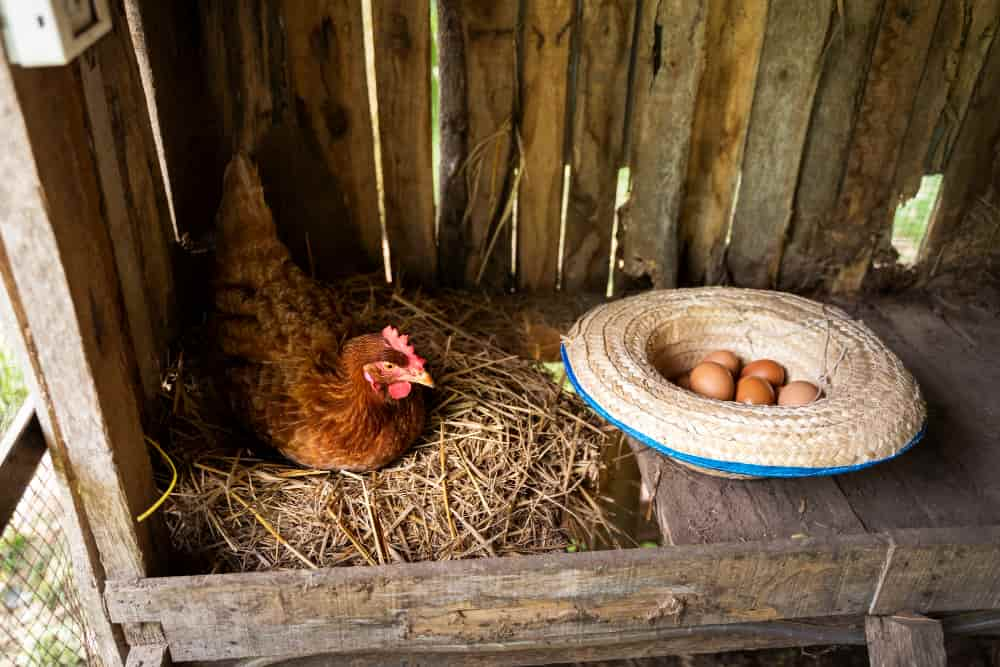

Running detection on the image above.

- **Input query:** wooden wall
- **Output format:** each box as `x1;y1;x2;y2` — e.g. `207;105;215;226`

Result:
134;0;1000;294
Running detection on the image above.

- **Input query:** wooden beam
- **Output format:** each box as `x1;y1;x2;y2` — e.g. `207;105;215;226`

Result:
778;0;886;292
562;0;636;293
679;0;767;286
0;401;45;533
125;643;170;667
621;0;707;289
105;527;1000;662
80;0;177;405
517;0;574;291
373;0;436;286
726;0;834;289
865;613;946;667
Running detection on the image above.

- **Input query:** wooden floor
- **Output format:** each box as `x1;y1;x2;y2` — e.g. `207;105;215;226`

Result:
631;294;1000;547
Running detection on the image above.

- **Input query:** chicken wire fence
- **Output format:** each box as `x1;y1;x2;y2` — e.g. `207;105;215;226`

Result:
1;453;89;667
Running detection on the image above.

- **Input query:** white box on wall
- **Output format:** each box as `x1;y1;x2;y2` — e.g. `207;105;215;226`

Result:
1;0;111;67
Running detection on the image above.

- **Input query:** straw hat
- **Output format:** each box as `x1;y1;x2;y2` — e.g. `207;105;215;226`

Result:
561;288;926;478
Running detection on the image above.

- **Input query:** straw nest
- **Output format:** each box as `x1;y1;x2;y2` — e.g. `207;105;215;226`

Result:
563;287;926;478
151;277;623;573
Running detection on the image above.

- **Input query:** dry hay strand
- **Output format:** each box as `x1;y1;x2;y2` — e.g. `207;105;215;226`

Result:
154;277;625;572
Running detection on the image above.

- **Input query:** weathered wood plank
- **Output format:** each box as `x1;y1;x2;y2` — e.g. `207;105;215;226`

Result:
873;527;1000;615
630;439;863;546
80;0;177;404
197;1;381;282
824;0;945;293
126;643;170;667
926;0;1000;173
726;0;835;289
181;619;868;666
620;0;708;289
679;0;767;286
0;402;45;533
0;49;160;667
437;1;518;289
834;298;1000;531
517;0;574;291
562;0;636;293
374;0;436;286
920;25;1000;276
865;614;946;667
106;526;1000;662
778;0;886;292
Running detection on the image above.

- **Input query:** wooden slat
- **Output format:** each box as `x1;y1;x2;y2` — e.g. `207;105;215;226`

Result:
106;527;1000;662
125;643;170;667
196;1;381;282
80;0;177;404
926;0;1000;173
865;614;946;667
562;0;636;293
181;618;869;666
373;0;436;286
108;532;889;661
517;0;574;291
725;1;834;289
833;298;1000;532
679;0;767;286
920;26;1000;275
825;0;945;293
620;0;708;289
630;440;864;546
0;46;163;667
778;0;886;292
437;1;518;289
0;402;45;533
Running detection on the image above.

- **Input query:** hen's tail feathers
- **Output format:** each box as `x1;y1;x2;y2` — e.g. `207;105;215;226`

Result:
215;152;291;286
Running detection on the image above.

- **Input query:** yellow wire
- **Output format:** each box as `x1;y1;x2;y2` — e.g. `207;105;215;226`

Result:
136;436;178;523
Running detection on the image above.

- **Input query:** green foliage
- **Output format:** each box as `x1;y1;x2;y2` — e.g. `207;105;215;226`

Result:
0;337;28;433
891;174;941;264
1;532;29;573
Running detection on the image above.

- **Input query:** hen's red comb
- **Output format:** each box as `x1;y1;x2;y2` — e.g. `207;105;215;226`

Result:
382;326;425;370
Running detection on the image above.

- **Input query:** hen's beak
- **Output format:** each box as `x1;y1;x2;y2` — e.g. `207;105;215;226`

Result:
410;370;435;388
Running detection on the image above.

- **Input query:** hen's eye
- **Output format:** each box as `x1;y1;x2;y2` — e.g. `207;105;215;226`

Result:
383;362;395;370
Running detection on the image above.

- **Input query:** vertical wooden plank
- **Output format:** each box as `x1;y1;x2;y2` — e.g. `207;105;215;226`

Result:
725;1;834;289
437;1;518;290
374;0;436;285
824;0;945;293
195;1;381;282
620;0;708;289
562;0;636;293
865;614;946;667
679;0;768;287
80;0;177;404
517;0;574;291
891;3;965;202
926;0;1000;173
0;47;164;666
778;0;886;292
920;30;1000;275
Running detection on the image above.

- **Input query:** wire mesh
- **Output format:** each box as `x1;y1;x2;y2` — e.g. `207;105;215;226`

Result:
1;454;89;666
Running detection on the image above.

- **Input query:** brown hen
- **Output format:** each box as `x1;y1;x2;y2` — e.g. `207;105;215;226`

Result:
211;153;433;471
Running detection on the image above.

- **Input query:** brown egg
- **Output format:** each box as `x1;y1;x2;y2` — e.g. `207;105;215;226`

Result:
740;359;785;386
673;371;692;390
778;381;821;406
689;362;735;401
701;350;741;376
735;376;776;405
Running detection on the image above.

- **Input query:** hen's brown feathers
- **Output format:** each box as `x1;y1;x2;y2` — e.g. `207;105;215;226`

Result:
212;154;426;470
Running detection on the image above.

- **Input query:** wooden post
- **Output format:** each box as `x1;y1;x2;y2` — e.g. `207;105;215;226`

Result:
865;613;947;667
0;402;46;533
